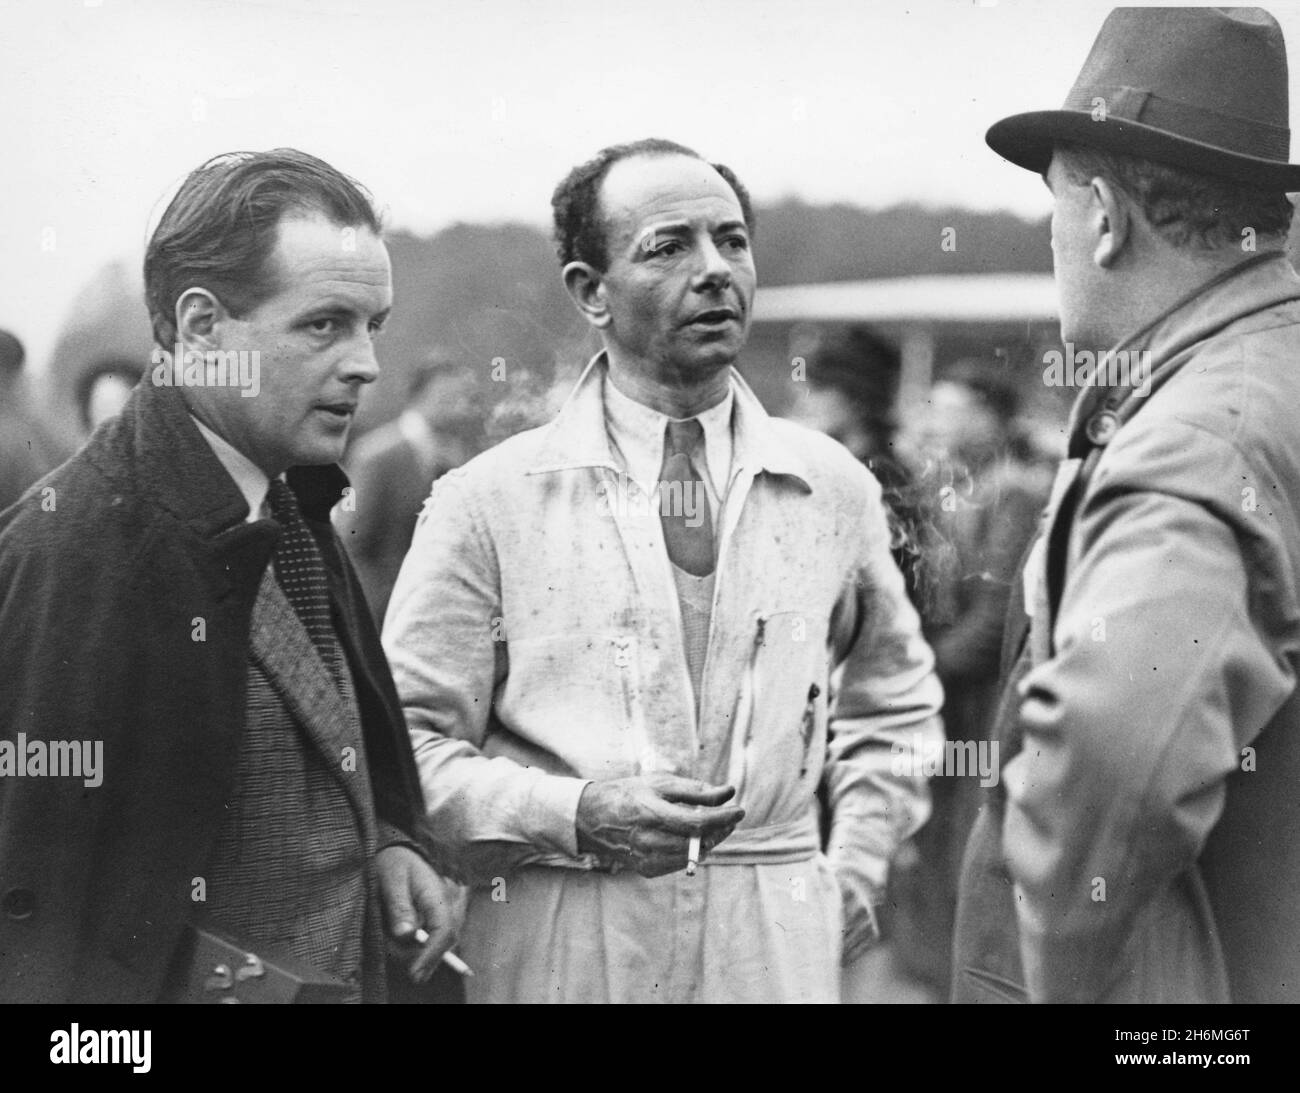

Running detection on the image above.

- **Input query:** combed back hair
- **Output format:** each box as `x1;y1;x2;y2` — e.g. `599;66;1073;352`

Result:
144;148;382;349
1055;142;1294;250
551;137;755;270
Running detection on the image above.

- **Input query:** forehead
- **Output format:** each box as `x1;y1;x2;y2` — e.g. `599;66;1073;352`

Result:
598;154;744;239
261;212;392;305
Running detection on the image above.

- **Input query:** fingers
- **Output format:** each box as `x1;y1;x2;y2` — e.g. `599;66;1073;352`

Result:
650;801;746;838
403;867;466;983
650;774;738;807
409;921;457;983
625;822;741;878
379;852;419;940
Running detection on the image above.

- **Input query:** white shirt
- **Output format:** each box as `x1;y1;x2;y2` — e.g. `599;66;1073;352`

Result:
602;371;735;524
191;415;271;523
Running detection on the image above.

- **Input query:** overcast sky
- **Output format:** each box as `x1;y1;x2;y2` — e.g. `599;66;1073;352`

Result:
6;0;1300;371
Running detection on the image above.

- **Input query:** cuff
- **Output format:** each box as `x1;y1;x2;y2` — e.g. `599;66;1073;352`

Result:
526;774;592;858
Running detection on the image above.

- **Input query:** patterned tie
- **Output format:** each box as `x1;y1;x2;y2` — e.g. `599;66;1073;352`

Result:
659;418;716;577
266;478;344;686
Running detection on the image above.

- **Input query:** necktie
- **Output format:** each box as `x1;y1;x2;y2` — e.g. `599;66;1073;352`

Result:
659;418;715;577
266;478;344;686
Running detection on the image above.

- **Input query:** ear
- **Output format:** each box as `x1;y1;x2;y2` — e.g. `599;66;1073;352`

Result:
174;287;225;351
1090;176;1131;268
561;261;611;329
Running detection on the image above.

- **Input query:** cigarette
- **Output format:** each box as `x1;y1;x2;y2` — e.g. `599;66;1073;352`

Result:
441;951;474;977
411;927;474;976
686;835;701;877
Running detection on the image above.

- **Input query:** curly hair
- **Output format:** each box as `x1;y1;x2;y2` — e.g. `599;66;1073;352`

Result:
144;148;382;349
551;137;755;270
1055;142;1294;250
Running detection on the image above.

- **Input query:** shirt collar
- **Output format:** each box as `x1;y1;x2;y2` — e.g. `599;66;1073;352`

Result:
528;352;811;492
190;414;271;523
603;368;734;498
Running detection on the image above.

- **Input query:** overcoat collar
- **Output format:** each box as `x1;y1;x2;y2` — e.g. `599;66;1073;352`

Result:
94;377;353;537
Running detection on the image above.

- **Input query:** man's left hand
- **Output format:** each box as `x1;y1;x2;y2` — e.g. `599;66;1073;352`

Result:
376;845;468;983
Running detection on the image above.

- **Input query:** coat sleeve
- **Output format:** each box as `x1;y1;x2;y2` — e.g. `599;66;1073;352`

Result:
825;464;945;961
1004;419;1296;1002
382;468;589;882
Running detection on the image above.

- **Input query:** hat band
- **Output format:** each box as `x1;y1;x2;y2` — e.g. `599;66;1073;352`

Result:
1063;84;1291;161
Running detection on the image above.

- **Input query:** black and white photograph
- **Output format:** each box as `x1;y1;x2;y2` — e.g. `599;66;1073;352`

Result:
0;0;1294;1058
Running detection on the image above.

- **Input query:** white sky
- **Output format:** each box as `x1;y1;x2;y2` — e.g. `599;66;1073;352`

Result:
5;0;1300;370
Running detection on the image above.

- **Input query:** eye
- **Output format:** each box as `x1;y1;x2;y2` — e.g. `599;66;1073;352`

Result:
653;240;684;257
367;318;385;338
723;235;749;252
307;316;339;336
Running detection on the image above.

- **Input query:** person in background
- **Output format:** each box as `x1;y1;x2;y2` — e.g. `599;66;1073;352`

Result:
788;325;924;605
890;358;1050;995
336;349;484;624
0;329;68;512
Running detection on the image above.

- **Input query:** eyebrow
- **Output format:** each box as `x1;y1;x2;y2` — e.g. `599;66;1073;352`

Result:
299;299;391;322
636;219;751;247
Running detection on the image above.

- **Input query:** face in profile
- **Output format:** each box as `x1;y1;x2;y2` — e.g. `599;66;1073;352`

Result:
186;211;393;476
1046;154;1097;348
591;154;756;382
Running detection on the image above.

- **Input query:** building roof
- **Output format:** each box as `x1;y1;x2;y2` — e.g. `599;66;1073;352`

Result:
753;272;1058;324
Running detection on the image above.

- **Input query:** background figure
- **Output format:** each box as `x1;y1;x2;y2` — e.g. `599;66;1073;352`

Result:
75;358;143;435
336;349;485;624
787;325;925;605
0;329;69;512
890;358;1051;995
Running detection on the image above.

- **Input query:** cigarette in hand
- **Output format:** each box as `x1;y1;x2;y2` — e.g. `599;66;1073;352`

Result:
411;927;474;977
686;835;701;877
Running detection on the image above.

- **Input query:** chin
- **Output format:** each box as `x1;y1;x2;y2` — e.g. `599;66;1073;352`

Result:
289;439;349;468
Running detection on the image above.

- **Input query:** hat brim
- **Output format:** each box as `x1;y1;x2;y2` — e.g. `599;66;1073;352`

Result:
987;110;1300;191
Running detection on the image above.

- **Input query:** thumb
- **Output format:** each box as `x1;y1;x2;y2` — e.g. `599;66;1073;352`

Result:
650;775;736;807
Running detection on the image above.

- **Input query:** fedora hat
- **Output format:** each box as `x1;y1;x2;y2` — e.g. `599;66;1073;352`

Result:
987;7;1300;190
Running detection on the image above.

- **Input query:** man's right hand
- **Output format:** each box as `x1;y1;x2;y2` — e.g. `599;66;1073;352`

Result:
575;773;745;878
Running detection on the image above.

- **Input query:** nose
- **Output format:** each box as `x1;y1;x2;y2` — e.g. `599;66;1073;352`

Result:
694;237;732;291
340;334;380;386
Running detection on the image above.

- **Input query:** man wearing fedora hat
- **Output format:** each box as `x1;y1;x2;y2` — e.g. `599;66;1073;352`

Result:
953;7;1300;1004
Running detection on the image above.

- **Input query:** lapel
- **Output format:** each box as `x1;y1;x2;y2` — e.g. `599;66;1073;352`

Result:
247;568;377;845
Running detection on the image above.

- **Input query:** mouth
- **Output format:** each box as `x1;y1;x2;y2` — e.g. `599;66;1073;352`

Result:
315;402;358;421
684;307;740;329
